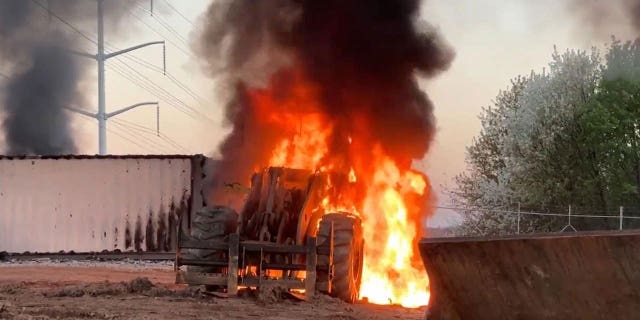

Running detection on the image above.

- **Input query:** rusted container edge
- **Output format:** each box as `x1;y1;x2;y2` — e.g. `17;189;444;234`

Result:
0;154;202;160
420;230;640;320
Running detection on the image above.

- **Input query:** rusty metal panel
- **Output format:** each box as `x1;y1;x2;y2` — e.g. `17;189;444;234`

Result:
419;231;640;320
0;156;197;253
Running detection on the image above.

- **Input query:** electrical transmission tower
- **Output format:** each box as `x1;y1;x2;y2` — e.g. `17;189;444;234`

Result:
67;0;165;155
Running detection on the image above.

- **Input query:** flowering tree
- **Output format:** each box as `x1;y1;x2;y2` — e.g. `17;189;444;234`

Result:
453;47;605;235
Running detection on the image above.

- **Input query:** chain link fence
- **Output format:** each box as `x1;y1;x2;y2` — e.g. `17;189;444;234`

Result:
437;204;640;236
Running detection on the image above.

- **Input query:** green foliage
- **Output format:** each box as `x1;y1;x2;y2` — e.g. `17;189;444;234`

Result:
578;39;640;209
454;39;640;235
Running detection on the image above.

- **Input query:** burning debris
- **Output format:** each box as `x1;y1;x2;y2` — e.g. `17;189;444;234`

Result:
197;0;454;307
0;0;132;155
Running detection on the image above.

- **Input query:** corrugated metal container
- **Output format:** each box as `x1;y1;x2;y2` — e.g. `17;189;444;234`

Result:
0;155;208;253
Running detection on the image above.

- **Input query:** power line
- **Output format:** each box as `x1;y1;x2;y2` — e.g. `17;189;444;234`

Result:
115;5;217;125
75;113;155;153
118;51;164;73
70;43;190;154
30;0;97;45
135;3;189;45
86;33;211;129
110;120;172;153
112;117;157;134
112;49;211;106
165;72;210;105
111;118;189;153
161;0;194;26
104;41;210;107
107;60;203;122
29;0;201;155
108;58;215;123
32;0;167;154
29;0;205;153
108;126;156;153
31;2;98;53
156;133;189;153
111;119;166;151
128;5;194;58
116;118;189;153
106;60;196;118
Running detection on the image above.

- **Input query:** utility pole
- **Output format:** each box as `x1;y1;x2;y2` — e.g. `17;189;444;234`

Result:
69;0;165;155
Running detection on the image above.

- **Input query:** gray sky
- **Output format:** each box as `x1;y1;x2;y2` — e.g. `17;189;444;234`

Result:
3;0;637;227
421;0;636;226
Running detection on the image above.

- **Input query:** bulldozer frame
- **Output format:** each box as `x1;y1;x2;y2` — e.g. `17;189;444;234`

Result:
175;167;353;301
175;228;333;298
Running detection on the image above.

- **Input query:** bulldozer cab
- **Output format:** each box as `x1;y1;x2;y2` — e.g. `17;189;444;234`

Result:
239;167;328;246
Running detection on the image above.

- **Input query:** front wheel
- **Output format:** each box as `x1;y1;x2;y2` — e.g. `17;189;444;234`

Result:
316;213;364;303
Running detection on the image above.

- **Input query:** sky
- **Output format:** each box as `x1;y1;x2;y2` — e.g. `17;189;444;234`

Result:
1;0;637;227
420;0;636;226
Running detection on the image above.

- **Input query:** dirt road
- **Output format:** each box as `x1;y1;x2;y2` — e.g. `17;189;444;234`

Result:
0;262;424;320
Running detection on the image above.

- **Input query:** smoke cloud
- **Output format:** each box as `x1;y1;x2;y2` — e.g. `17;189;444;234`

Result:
3;40;81;155
569;0;640;38
0;0;133;155
197;0;454;184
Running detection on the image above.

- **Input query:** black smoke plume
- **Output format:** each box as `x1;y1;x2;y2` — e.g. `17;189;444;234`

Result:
3;41;80;155
569;0;640;38
197;0;454;186
0;0;133;155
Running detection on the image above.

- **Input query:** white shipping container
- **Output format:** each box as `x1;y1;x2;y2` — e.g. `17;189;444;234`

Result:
0;155;203;253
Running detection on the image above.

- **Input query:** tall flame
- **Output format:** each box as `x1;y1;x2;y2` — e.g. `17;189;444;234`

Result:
198;0;453;307
249;68;431;308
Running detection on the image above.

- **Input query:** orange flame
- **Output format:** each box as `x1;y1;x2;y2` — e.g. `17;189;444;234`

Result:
348;167;357;183
249;68;430;308
359;151;430;307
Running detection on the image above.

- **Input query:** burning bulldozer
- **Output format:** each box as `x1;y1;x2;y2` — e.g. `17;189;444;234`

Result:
175;167;364;302
180;0;454;307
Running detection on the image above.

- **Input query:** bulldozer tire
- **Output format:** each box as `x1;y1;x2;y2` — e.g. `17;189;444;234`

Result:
316;213;364;303
191;205;238;240
187;206;238;290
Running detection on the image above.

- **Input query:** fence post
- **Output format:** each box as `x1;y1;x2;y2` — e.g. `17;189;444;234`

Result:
516;202;521;234
561;205;577;232
227;233;239;295
305;236;317;300
620;206;624;230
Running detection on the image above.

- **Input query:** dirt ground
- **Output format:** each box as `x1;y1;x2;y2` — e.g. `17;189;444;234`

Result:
0;262;425;320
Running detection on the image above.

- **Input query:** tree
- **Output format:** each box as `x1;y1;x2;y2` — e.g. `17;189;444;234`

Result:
453;47;604;235
576;39;640;225
452;76;527;235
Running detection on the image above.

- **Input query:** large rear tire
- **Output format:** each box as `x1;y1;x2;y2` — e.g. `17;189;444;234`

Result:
191;205;238;242
316;213;364;303
187;206;238;290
